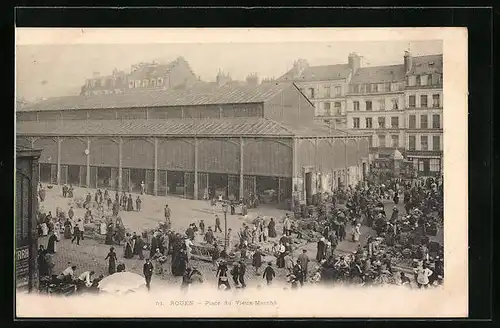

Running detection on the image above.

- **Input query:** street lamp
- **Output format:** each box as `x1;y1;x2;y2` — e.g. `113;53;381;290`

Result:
222;202;228;251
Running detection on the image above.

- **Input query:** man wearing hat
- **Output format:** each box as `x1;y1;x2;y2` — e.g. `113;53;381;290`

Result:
204;226;215;244
143;258;154;291
237;260;247;288
297;249;310;281
292;260;305;286
316;237;326;262
252;246;263;275
199;220;205;235
262;262;276;285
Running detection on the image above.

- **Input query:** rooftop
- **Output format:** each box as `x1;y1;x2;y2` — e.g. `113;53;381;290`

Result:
409;54;443;75
350;64;406;84
128;57;190;80
278;64;351;82
16;118;361;138
18;82;296;112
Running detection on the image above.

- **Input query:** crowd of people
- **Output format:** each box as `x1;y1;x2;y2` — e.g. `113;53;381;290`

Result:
305;177;444;288
34;173;444;294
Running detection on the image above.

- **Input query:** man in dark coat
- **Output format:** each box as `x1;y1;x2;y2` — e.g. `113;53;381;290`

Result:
297;249;310;281
185;225;195;240
214;215;222;233
252;247;263;275
292;261;305;286
150;235;158;259
71;223;81;245
121;192;127;209
135;235;145;260
238;260;246;288
204;227;215;244
112;201;119;216
199;220;205;235
136;196;142;212
231;263;240;287
143;259;154;291
127;194;134;212
262;262;276;285
316;238;326;262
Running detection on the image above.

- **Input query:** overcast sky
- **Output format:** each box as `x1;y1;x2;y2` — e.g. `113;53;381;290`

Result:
16;29;442;102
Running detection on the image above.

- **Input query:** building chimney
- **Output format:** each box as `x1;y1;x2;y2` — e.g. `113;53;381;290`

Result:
216;70;231;87
404;51;413;74
348;52;361;72
246;73;259;87
293;58;309;78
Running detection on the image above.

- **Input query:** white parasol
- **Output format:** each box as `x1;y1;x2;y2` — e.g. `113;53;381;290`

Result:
98;272;146;294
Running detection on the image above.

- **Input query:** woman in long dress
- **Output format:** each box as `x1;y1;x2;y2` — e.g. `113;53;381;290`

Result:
126;195;134;212
276;243;286;268
105;223;114;245
172;249;188;277
268;218;277;238
37;246;48;277
41;222;49;236
352;223;361;242
46;231;59;254
105;247;117;275
123;233;133;259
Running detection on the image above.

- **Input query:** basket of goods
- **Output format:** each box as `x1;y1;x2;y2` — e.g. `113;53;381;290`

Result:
401;248;412;259
158;255;168;264
426;222;438;236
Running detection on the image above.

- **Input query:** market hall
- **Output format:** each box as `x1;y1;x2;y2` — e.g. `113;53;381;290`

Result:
16;82;370;208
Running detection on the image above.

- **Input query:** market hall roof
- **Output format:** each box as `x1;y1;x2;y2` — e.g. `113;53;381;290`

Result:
16;118;362;139
18;82;300;112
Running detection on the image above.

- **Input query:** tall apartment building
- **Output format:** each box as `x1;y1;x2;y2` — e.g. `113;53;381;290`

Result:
403;52;443;176
346;64;406;159
278;54;362;129
80;57;198;96
278;50;443;177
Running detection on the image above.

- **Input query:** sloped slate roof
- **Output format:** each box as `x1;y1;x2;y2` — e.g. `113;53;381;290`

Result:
279;64;351;82
16;118;297;137
16;117;360;139
350;64;406;84
19;82;293;112
409;54;443;75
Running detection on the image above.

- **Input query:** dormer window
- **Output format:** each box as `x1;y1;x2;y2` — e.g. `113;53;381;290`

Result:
157;77;164;86
151;79;157;87
135;80;141;88
143;79;149;87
